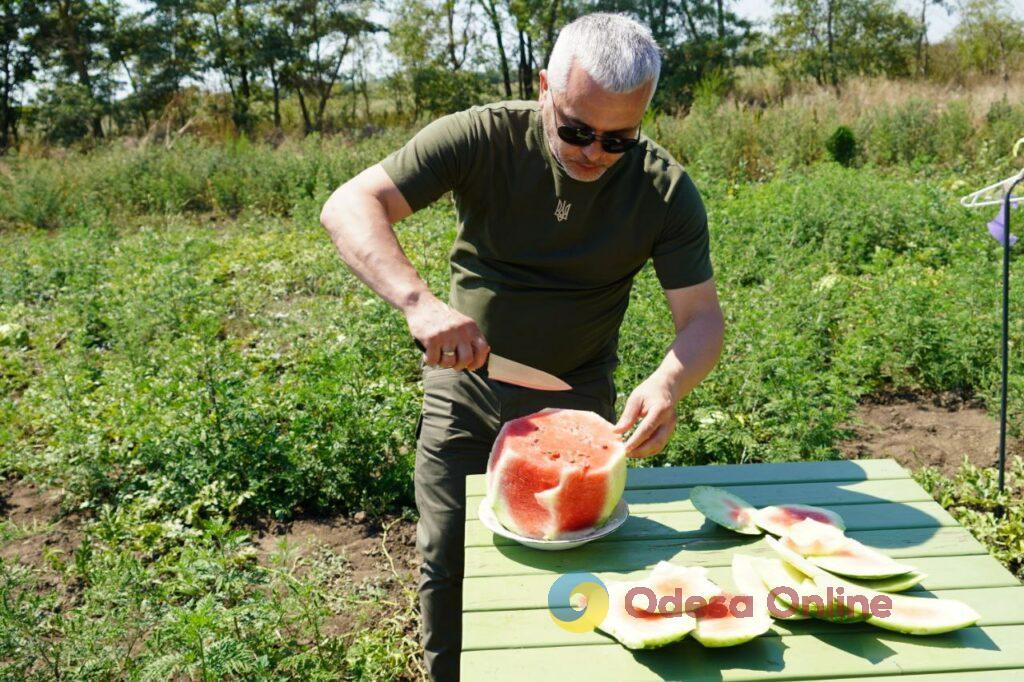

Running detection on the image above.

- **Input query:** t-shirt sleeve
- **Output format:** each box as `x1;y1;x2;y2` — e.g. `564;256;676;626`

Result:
651;172;713;289
378;108;479;212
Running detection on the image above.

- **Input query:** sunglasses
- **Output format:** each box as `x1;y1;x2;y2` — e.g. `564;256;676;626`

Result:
550;93;642;154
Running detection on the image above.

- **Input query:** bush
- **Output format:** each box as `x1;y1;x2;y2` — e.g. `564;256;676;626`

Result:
826;125;858;166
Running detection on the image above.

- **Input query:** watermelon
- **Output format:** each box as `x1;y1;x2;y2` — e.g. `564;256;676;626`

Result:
810;573;981;635
732;553;810;620
766;535;927;593
486;408;627;540
779;518;917;580
690;486;762;535
754;504;845;537
692;592;773;647
634;561;723;615
753;558;870;623
596;580;696;649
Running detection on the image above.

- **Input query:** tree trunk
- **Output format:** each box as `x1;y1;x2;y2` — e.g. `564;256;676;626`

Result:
525;33;534;99
270;64;282;129
518;29;526;99
542;0;559;68
481;0;512;96
826;0;838;90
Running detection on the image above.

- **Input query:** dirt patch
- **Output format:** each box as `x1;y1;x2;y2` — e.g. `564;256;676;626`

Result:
0;477;84;572
838;392;1022;477
245;512;420;636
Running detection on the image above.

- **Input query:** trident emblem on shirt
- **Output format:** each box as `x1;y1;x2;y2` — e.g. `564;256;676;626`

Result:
554;199;572;222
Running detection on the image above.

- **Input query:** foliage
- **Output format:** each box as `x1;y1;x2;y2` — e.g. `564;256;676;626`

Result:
825;125;857;166
916;456;1024;580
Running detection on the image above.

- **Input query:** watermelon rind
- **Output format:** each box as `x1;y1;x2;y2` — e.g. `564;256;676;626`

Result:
753;558;869;624
781;518;848;555
635;561;723;615
691;486;762;535
807;539;917;580
731;553;809;621
810;574;980;635
691;593;773;647
596;580;696;649
754;504;846;537
768;535;926;591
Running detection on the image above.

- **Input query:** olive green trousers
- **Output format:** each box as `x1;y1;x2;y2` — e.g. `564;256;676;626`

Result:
414;363;616;682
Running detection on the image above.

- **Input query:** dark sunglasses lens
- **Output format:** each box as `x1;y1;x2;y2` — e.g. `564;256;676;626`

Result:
558;125;593;146
601;137;638;153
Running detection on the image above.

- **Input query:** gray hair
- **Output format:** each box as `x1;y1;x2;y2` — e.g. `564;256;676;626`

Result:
547;13;661;105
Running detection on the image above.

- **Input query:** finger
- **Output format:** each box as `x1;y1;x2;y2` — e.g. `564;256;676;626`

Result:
468;336;490;371
454;339;472;371
613;394;643;433
628;423;672;458
624;409;667;451
440;343;457;368
424;339;441;366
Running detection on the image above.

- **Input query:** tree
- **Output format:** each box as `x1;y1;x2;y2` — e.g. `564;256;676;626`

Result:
34;0;122;139
0;0;40;150
952;0;1024;83
273;0;380;133
589;0;756;110
196;0;261;131
771;0;917;88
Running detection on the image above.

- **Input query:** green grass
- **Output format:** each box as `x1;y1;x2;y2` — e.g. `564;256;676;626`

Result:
3;123;1024;676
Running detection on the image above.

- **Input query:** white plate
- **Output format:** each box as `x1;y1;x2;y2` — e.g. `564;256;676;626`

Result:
478;496;630;551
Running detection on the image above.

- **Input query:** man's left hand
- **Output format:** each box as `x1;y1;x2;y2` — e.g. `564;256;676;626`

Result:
612;373;679;458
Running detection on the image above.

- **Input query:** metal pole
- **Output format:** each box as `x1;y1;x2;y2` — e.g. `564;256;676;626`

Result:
999;175;1024;491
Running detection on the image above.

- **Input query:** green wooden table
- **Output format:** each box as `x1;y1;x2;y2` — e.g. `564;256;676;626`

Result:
461;458;1024;681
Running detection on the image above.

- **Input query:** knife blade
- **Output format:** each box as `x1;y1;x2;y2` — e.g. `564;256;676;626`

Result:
414;340;571;391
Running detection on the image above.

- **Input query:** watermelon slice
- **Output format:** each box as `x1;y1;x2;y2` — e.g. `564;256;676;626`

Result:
754;504;846;537
810;574;980;635
731;553;809;620
767;535;926;593
634;561;723;615
754;558;871;623
486;408;627;540
845;571;928;593
779;518;916;580
691;592;773;647
781;518;848;555
691;486;762;535
596;580;696;649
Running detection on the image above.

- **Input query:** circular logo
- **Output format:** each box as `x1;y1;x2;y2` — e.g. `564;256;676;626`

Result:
547;572;609;633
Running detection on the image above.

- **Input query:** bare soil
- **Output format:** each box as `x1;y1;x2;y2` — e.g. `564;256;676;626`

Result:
838;391;1021;477
0;477;84;574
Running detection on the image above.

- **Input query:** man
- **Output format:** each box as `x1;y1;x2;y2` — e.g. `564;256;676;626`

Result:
320;12;724;681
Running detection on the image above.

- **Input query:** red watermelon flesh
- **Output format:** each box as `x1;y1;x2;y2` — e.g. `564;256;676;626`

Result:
486;408;627;540
754;504;846;537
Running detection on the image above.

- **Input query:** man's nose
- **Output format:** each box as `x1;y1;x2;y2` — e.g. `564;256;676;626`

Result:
581;140;602;161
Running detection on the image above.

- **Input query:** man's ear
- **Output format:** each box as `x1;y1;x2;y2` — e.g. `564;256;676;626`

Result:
538;69;548;101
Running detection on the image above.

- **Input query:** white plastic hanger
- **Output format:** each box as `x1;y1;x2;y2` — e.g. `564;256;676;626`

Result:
960;137;1024;208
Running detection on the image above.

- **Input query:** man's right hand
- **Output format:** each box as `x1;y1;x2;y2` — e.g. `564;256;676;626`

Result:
406;295;491;371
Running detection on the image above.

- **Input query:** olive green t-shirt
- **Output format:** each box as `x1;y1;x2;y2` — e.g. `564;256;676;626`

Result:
380;100;713;384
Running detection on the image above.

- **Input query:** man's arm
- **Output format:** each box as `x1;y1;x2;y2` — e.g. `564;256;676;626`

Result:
613;278;725;457
319;164;490;370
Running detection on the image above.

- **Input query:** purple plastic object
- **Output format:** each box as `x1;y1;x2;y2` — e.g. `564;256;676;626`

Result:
988;202;1020;246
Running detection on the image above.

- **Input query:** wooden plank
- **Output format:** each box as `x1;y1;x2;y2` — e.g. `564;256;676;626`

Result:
463;555;1022;612
460;623;1024;681
465;478;934;521
464;526;986;578
827;673;1024;681
462;586;1024;651
464;458;909;496
465;500;956;548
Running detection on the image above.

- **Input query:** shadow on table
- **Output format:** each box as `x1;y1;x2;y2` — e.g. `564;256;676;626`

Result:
589;632;789;680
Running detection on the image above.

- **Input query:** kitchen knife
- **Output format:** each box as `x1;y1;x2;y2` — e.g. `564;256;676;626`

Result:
414;339;571;391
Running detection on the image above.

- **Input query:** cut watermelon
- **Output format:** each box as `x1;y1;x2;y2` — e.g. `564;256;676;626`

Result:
486;408;627;540
731;553;809;621
753;558;869;623
596;580;696;649
779;518;916;580
754;504;845;537
691;592;773;647
810;574;980;635
845;571;928;593
691;486;762;535
634;561;722;615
